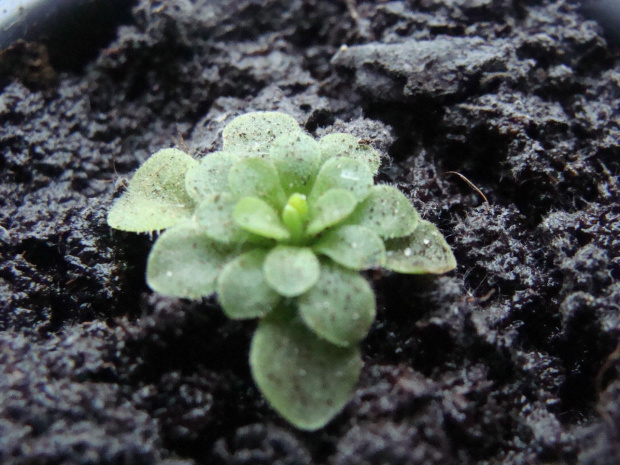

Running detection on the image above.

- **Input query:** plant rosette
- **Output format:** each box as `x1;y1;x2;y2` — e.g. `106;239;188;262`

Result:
107;111;456;430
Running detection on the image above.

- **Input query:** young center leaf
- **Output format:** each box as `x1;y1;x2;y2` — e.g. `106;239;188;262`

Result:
250;312;362;430
384;220;456;274
107;148;197;232
146;221;236;299
233;197;290;240
298;260;376;347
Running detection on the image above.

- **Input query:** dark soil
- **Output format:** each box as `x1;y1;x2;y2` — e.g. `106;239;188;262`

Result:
1;1;618;463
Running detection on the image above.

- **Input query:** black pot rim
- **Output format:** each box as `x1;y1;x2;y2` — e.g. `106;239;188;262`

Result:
0;0;89;49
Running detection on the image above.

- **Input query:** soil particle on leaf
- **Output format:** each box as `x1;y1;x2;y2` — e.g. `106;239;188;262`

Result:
0;0;619;464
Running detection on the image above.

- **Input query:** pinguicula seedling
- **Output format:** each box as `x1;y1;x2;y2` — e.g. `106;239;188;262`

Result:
107;112;456;430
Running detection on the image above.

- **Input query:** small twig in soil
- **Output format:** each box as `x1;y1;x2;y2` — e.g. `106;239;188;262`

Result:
343;0;372;38
177;127;190;154
343;0;360;22
0;225;11;245
469;288;496;303
443;171;490;207
99;160;128;191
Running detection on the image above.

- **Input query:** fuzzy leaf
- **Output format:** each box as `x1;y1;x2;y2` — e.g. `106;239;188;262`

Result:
314;225;385;270
263;246;320;297
146;222;235;299
347;185;419;238
217;249;281;319
306;189;357;236
269;133;321;195
223;111;302;155
233;197;290;240
319;133;381;174
228;158;287;208
384;220;456;274
185;151;242;202
107;148;197;232
250;312;362;430
194;192;249;243
298;261;376;346
310;157;373;204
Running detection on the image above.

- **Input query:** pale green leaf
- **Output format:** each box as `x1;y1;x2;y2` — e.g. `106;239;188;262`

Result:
228;158;287;208
185;151;243;202
298;261;376;346
347;185;419;238
217;249;281;319
263;246;319;297
223;111;302;155
269;133;321;195
281;193;307;239
233;197;290;240
250;312;362;430
194;192;249;243
310;157;373;204
314;225;385;270
306;189;357;236
384;220;456;274
107;148;197;232
146;221;235;299
319;133;381;174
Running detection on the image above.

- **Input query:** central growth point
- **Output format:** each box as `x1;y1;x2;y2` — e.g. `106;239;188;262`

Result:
282;193;308;238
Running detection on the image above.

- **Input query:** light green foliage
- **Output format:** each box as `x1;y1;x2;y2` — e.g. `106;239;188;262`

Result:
185;151;242;201
146;222;235;299
298;261;376;347
250;310;362;431
228;158;287;208
319;133;381;174
310;156;373;202
195;192;249;243
107;111;456;430
306;189;357;236
270;133;321;194
233;196;290;240
264;246;320;297
314;225;385;270
281;193;308;238
385;220;457;274
347;185;419;238
217;250;281;319
107;148;197;232
223;111;301;155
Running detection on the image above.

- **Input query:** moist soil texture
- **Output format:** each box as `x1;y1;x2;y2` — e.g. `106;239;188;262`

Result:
0;1;619;464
